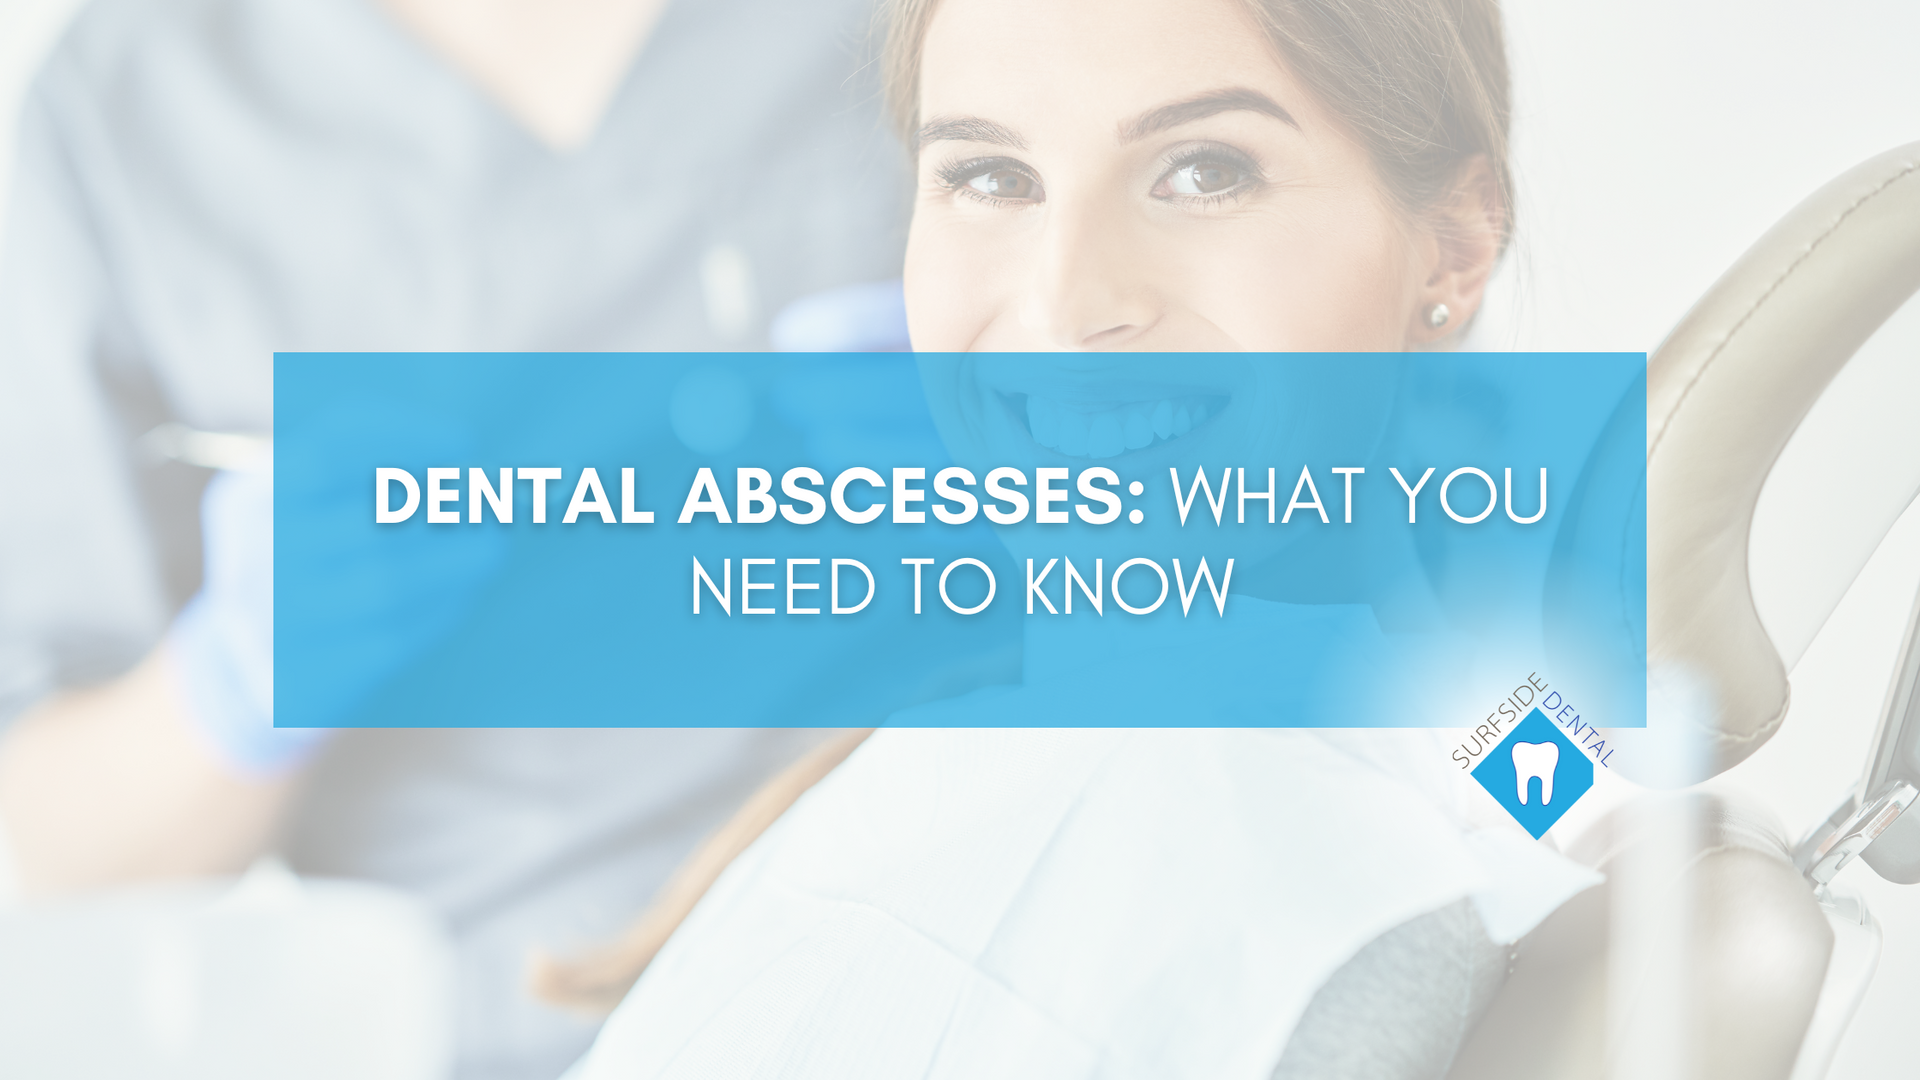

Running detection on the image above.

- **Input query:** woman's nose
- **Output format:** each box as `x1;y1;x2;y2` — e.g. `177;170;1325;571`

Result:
1018;199;1160;349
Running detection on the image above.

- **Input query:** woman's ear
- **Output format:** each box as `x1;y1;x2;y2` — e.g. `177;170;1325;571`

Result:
1406;155;1505;346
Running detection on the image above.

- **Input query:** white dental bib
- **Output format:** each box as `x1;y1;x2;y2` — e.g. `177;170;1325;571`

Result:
566;723;1596;1080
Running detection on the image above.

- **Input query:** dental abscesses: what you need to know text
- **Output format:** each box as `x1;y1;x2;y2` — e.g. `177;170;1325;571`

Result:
368;463;1551;618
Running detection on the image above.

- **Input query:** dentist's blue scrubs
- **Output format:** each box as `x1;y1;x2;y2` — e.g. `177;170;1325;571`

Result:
0;0;908;1076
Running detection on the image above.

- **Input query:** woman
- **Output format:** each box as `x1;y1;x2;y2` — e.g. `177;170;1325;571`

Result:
553;0;1832;1076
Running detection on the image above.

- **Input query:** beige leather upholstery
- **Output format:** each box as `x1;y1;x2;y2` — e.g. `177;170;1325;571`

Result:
1634;143;1920;784
1442;793;1832;1080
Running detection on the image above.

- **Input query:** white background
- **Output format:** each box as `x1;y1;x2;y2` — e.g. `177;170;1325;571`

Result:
1;0;1916;1075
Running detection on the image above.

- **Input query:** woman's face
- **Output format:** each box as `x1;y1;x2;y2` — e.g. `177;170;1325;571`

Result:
903;0;1429;353
903;0;1497;580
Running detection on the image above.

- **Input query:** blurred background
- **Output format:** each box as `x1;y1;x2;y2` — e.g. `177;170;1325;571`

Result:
0;0;1915;1077
0;0;70;219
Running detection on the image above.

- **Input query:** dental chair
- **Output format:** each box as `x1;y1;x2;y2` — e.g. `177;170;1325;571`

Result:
1452;142;1920;1080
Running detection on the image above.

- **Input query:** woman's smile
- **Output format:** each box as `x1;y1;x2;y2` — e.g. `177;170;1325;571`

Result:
961;354;1249;465
1009;388;1227;459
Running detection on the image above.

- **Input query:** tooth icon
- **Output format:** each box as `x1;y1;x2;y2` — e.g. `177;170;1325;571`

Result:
1511;741;1559;805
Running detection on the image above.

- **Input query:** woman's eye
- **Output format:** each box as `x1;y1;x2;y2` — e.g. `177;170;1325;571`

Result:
965;168;1040;201
1167;160;1248;196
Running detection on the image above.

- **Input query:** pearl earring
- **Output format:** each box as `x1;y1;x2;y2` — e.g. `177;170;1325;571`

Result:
1427;303;1451;329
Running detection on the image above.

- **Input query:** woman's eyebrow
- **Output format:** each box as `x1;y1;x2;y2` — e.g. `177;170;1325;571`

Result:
1117;88;1300;142
912;115;1027;152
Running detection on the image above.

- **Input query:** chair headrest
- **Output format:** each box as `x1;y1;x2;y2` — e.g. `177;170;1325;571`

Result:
1565;143;1920;786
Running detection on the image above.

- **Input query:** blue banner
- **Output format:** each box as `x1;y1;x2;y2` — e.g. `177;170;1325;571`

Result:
273;352;1646;729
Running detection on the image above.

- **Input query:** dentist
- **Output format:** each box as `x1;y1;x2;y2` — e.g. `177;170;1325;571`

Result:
0;0;907;1076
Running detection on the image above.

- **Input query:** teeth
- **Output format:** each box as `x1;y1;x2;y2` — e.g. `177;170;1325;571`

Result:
1028;396;1061;449
1022;394;1219;459
1511;741;1560;805
1057;409;1090;456
1087;413;1124;458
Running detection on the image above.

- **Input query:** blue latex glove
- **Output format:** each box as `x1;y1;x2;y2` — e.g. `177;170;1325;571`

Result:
168;418;507;771
167;462;328;774
767;279;911;352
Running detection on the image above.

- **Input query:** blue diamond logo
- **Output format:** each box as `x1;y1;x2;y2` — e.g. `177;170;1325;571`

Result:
1471;709;1594;838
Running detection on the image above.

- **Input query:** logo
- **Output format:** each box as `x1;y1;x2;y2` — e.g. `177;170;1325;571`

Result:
1471;709;1594;838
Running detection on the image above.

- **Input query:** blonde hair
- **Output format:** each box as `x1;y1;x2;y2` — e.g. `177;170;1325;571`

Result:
882;0;1514;246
